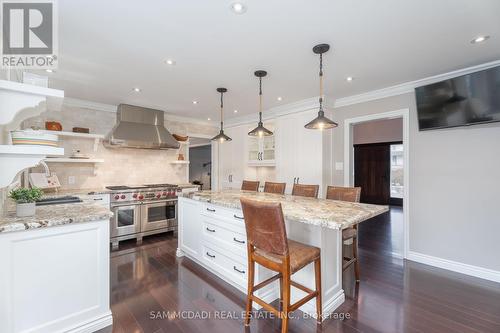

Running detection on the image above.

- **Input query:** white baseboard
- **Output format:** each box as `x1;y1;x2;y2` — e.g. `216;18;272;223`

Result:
407;251;500;283
66;312;113;333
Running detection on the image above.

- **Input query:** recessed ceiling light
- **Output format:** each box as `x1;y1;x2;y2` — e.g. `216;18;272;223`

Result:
234;109;238;113
346;76;354;82
471;35;490;44
133;87;141;92
230;2;247;14
45;69;53;73
207;117;211;121
165;59;176;65
192;100;198;105
277;96;283;101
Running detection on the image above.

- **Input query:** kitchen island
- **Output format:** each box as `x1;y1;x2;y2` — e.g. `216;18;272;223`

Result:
177;190;388;318
0;201;113;333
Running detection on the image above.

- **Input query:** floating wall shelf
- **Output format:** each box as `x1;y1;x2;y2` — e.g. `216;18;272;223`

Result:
38;130;105;152
44;158;104;164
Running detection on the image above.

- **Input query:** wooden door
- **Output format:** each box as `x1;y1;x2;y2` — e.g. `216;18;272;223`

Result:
354;143;390;204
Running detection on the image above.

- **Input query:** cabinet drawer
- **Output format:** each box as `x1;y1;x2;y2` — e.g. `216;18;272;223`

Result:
203;219;247;257
87;194;110;207
202;204;246;225
203;243;247;287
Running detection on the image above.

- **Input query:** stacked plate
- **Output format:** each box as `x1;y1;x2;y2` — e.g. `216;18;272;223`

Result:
10;130;59;147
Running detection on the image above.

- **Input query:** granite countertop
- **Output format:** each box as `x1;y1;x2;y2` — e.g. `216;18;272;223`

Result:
0;201;113;234
182;190;389;230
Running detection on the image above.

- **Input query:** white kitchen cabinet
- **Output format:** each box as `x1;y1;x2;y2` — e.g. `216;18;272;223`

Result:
177;197;202;258
247;135;275;166
219;125;256;190
275;109;327;196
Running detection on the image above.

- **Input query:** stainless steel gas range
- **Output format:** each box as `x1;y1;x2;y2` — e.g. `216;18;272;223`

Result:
106;183;180;249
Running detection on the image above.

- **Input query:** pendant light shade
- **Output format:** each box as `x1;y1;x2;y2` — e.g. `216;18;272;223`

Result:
211;87;232;142
248;70;273;137
305;43;338;130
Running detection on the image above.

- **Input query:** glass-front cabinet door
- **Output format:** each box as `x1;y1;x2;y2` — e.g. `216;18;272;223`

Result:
248;135;275;166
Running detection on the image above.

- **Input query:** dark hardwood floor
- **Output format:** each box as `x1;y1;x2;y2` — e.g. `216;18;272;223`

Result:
99;208;500;333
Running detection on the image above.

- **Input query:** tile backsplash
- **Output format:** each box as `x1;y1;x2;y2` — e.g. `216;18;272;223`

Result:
22;104;217;190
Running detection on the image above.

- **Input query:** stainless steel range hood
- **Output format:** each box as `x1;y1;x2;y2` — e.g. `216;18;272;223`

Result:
104;104;180;149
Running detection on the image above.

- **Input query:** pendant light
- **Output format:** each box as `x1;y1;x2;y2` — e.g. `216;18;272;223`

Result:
248;70;273;137
304;43;338;130
211;87;232;142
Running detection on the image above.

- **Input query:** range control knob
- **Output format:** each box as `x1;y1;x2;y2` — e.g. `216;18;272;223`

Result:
138;195;144;200
162;192;167;197
120;194;126;199
132;193;138;199
114;195;120;200
156;193;161;199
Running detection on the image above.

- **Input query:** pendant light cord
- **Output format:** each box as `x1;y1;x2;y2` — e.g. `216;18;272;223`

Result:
259;77;263;122
220;91;224;129
319;53;324;113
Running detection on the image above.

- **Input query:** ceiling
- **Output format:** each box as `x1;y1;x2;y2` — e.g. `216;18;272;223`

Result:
44;0;500;122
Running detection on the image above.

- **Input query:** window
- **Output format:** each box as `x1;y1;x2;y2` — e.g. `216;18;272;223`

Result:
390;144;403;199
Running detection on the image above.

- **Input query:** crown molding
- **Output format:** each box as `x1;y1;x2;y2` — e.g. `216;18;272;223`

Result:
225;96;320;127
333;59;500;108
62;97;215;127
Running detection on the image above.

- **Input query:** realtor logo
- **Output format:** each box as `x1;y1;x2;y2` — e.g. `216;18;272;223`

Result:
1;0;58;69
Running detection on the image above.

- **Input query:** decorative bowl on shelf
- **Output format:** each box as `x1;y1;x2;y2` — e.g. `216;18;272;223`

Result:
45;121;62;131
173;134;189;142
10;129;59;147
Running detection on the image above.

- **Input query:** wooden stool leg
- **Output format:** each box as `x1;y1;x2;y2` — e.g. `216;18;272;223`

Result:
353;236;360;282
314;257;323;324
245;257;255;326
279;275;284;309
281;271;290;333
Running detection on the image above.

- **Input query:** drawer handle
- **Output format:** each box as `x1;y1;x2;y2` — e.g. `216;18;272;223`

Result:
233;266;245;274
233;214;244;220
206;208;216;212
93;198;103;201
206;252;215;258
233;237;245;244
206;227;216;233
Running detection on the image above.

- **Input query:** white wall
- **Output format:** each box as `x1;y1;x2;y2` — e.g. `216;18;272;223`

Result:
353;118;402;145
331;92;500;273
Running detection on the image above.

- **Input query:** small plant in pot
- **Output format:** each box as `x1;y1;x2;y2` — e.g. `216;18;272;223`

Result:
8;187;43;217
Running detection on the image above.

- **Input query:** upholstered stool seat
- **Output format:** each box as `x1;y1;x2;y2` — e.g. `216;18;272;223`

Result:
255;239;320;273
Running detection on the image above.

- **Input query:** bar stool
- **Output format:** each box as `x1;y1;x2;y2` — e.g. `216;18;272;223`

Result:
241;180;260;192
263;181;286;194
326;186;362;282
240;198;322;332
292;184;319;198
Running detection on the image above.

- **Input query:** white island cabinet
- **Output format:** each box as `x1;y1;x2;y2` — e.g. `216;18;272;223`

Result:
178;195;347;318
0;206;112;333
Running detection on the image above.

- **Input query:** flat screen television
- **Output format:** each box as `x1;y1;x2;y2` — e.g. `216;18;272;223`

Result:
415;65;500;131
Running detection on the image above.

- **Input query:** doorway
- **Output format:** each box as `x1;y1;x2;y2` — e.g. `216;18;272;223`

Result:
188;137;212;190
354;141;403;206
344;109;409;259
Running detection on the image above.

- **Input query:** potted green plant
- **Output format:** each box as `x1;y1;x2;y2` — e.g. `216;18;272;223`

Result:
8;187;43;217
